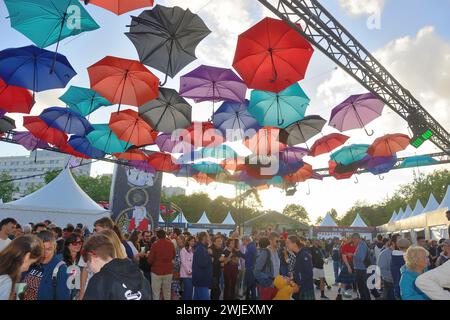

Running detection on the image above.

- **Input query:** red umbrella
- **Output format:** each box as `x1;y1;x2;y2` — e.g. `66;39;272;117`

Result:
221;157;247;172
109;109;157;147
192;172;215;185
328;160;355;180
244;127;286;156
182;122;224;149
0;77;33;114
233;17;314;93
113;148;148;161
59;143;91;159
88;56;159;109
368;133;410;157
23;116;68;147
310;133;350;157
283;162;313;183
83;0;154;15
147;152;180;172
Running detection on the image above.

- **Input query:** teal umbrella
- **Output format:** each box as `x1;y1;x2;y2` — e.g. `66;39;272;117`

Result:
331;144;370;166
198;145;238;159
86;124;131;154
59;86;112;116
191;162;224;174
4;0;100;49
249;83;310;128
399;155;438;168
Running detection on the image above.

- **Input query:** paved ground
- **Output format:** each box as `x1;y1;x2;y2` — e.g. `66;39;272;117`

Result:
315;260;359;300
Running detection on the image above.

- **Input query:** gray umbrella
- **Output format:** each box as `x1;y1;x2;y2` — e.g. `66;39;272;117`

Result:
0;115;16;132
280;115;326;147
126;5;211;85
139;88;192;134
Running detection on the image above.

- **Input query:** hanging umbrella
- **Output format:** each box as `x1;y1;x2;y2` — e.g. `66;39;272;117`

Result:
329;160;356;180
23;116;67;147
0;115;16;132
244;126;286;156
233;17;314;93
279;115;326;147
68;135;105;158
179;65;247;115
182;122;224;149
198;145;238;160
109;109;157;148
0;45;76;97
368;133;410;157
59;86;112;117
283;162;313;183
139;88;192;133
278;158;305;176
309;133;349;157
128;160;156;173
212;100;260;141
331;144;370;166
244;155;280;179
221;157;247;172
88;56;159;110
399;155;438;168
147;152;180;172
0;109;5;117
155;133;192;153
174;164;199;178
126;5;211;85
249;83;310;127
86;124;130;153
334;161;364;174
280;146;309;164
191;162;224;174
113;148;148;161
40;107;94;136
0;77;33;114
13;131;49;151
83;0;154;15
59;142;91;159
362;156;397;176
192;172;215;185
329;93;384;136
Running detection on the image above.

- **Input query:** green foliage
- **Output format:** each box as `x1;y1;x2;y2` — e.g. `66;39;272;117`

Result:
44;169;61;184
0;172;18;202
24;183;44;196
282;204;310;223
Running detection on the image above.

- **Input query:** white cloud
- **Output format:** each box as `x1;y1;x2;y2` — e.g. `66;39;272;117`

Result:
339;0;385;17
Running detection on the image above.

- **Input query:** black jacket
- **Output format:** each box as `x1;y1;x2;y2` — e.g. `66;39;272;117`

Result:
83;259;151;300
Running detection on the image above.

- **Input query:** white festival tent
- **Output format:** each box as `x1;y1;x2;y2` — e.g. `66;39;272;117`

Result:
350;213;368;227
317;213;339;239
222;212;236;225
388;210;397;223
438;185;450;210
410;200;425;217
421;193;440;215
320;213;338;227
188;211;211;233
401;205;413;220
0;169;109;227
394;208;404;221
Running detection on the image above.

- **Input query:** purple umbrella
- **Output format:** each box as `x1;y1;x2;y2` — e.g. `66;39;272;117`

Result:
0;109;5;117
361;155;397;178
155;133;193;154
329;93;384;136
279;146;309;164
13;131;49;151
311;172;324;180
128;160;156;174
179;65;247;116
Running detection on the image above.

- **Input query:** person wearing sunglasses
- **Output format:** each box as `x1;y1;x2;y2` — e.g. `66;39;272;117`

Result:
61;234;84;300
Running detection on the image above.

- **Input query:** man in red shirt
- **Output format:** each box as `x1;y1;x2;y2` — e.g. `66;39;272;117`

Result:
335;237;356;300
148;229;176;300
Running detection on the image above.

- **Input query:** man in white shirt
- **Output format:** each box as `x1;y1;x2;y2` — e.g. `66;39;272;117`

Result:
0;218;17;252
416;259;450;300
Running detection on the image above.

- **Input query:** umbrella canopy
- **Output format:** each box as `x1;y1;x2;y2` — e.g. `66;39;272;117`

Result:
279;146;309;164
109;109;157;147
221;157;247;172
283;162;313;183
59;86;112;117
0;115;16;132
233;17;314;93
58;142;91;159
191;162;224;174
399;155;438;168
88;56;159;109
212;100;260;141
331;144;370;166
126;5;211;84
40;107;94;136
139;88;192;134
128;160;156;173
113;148;148;161
362;156;397;175
309;133;349;157
192;172;215;185
155;133;192;153
0;45;76;93
197;145;238;159
4;0;99;48
147;152;180;172
279;115;326;147
244;127;286;156
182;122;224;149
13;131;49;151
328;160;356;180
0;109;5;117
23;116;67;147
0;77;33;114
84;0;154;15
179;65;247;104
368;133;410;157
68;135;105;158
249;83;310;128
86;124;130;153
329;93;384;136
174;164;199;178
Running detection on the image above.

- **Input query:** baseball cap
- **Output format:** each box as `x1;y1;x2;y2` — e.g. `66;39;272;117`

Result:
397;238;411;249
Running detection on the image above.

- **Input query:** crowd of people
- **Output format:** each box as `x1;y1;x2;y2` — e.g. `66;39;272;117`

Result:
0;212;449;300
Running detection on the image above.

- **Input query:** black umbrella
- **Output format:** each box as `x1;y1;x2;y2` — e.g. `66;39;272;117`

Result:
126;5;211;85
139;88;192;134
280;115;326;147
0;115;16;132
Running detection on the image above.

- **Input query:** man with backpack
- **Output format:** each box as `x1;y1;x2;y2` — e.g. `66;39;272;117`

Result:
254;237;276;300
352;233;371;300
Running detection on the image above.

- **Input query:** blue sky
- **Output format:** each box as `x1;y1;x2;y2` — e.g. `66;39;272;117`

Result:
1;0;449;222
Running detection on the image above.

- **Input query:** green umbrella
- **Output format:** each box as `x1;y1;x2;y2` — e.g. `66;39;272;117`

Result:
86;124;131;154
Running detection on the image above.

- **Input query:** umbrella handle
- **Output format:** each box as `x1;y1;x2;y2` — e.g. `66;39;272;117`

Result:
159;73;169;87
306;181;311;195
379;175;385;180
364;127;375;136
278;118;285;126
354;175;359;184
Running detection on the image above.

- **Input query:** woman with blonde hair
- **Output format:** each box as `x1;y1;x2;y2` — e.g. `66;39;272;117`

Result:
0;235;44;300
100;229;127;259
399;246;430;300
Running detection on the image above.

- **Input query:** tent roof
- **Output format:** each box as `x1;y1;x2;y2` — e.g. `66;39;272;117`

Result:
244;211;309;230
320;213;338;227
177;212;189;223
222;212;236;225
4;169;105;213
197;211;211;224
438;185;450;210
394;208;404;221
402;204;413;219
159;213;164;223
421;193;440;214
411;199;424;217
388;212;396;223
350;213;368;227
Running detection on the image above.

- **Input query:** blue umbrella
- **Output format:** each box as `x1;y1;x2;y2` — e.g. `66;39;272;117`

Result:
212;100;260;141
68;135;106;159
399;155;438;168
331;144;370;166
40;107;94;136
278;158;305;176
198;145;238;159
0;45;76;97
59;86;112;116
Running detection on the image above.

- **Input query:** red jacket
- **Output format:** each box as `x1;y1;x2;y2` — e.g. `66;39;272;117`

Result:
147;238;176;275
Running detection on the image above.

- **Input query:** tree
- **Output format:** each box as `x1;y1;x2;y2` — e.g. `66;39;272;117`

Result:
44;169;61;184
0;172;18;202
315;216;324;225
282;204;310;224
75;174;112;202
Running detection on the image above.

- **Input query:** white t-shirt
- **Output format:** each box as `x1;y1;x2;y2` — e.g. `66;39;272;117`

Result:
0;238;11;253
0;274;12;300
127;241;139;256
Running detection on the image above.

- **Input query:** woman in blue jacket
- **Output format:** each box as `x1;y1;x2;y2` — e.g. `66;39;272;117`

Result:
400;246;430;300
192;232;212;300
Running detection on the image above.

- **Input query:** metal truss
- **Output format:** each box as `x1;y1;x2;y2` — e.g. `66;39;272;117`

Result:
257;0;450;154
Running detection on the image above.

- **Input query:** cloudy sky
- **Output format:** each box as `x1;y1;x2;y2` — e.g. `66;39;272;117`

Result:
1;0;449;223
